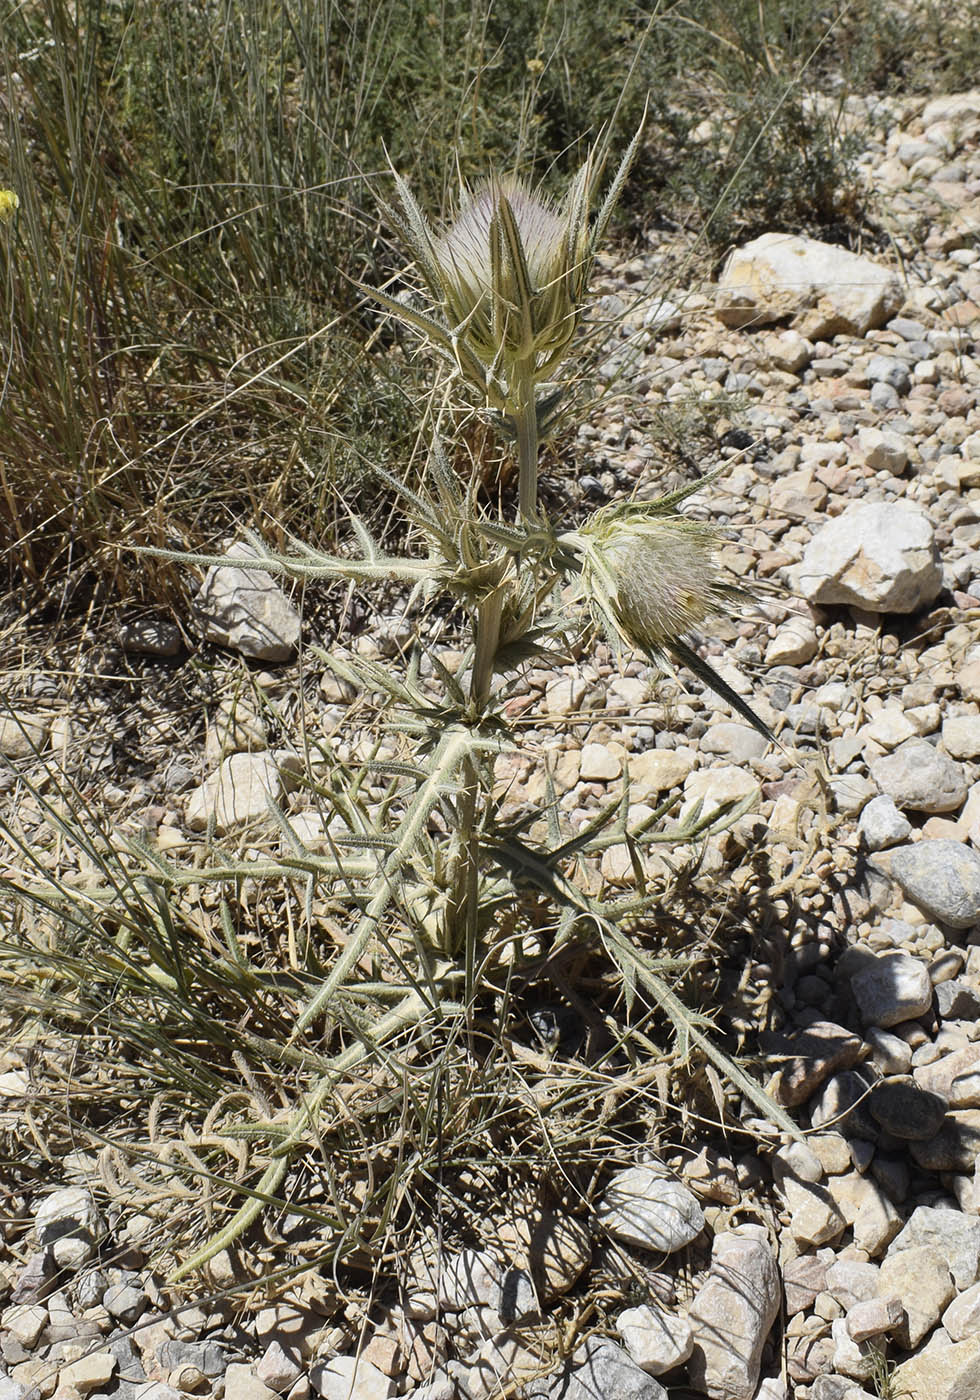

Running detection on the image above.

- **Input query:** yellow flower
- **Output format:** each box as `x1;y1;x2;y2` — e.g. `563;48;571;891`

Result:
0;189;19;223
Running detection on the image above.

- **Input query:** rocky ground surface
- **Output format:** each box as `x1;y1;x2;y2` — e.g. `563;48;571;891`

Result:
3;88;980;1400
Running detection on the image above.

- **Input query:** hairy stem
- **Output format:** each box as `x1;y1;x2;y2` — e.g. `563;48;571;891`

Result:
171;984;457;1281
514;359;539;525
446;585;506;971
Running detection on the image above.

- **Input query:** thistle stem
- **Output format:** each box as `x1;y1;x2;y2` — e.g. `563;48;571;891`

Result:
446;586;505;974
514;359;539;525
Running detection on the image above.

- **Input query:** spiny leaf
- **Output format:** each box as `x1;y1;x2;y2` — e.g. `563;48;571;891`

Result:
663;637;775;746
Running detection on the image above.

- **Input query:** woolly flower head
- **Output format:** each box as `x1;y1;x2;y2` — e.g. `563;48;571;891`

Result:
433;177;582;370
566;490;774;746
570;508;741;654
374;118;645;410
0;189;18;223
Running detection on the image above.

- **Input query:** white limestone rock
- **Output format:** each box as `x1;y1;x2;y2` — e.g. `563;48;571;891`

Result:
196;542;301;661
616;1301;693;1375
597;1167;705;1254
794;503;942;614
687;1228;781;1400
185;751;300;834
716;233;903;337
894;1331;980;1400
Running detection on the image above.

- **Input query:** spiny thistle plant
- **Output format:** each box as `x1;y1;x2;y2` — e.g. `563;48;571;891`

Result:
14;127;791;1280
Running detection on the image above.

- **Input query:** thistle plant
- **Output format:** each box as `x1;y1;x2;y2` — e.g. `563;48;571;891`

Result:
117;126;790;1278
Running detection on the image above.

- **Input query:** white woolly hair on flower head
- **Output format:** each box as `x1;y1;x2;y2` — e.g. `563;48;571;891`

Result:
368;114;647;405
563;493;775;746
436;176;569;306
573;510;738;653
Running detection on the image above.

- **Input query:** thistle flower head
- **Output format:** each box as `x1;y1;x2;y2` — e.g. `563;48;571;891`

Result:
0;189;18;223
565;493;775;746
430;174;587;374
372;115;646;412
573;508;738;654
437;178;568;306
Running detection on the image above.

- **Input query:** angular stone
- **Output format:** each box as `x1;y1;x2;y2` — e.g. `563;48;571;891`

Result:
825;1175;902;1258
185;751;297;835
944;716;980;760
811;1381;877;1400
699;722;769;762
627;748;696;799
687;1229;781;1400
780;1177;846;1248
916;1046;980;1106
830;1317;884;1385
763;1020;862;1107
845;1296;903;1342
936;979;980;1020
851;950;933;1028
783;1254;829;1316
754;1382;788;1400
894;1331;980;1400
0;713;49;759
255;1342;302;1395
911;1110;980;1171
34;1187;102;1268
858;426;908;475
810;1070;881;1140
861;707;917;750
434;1250;501;1311
944;1281;980;1341
524;1337;667;1400
716;234;902;337
871;742;968;815
579;742;622;782
616;1301;693;1375
889;840;980;927
1;1304;48;1347
765;617;818;667
196;543;301;661
877;1244;955;1348
824;1260;881;1311
807;1133;852;1176
867;1078;947;1140
859;795;912;851
597;1168;704;1254
311;1355;396;1400
772;1140;823;1184
795;503;942;614
491;1199;591;1301
888;1206;980;1290
58;1354;117;1397
543;676;588;716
